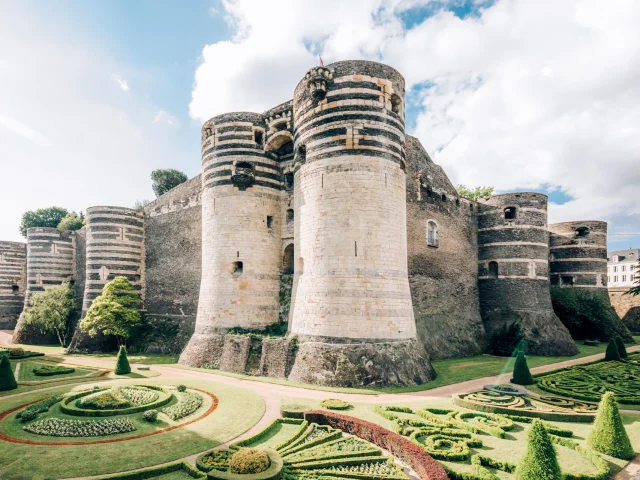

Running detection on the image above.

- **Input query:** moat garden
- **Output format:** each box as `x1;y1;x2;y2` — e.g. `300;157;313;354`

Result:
1;334;640;480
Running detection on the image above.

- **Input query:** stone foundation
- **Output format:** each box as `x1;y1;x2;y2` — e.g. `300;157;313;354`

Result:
287;339;436;388
219;335;251;373
610;288;640;334
178;332;225;369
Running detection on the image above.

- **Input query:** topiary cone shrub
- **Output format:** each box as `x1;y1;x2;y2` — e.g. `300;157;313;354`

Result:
114;345;131;375
587;392;634;459
605;338;621;361
0;355;18;391
615;336;628;359
511;351;534;385
515;420;562;480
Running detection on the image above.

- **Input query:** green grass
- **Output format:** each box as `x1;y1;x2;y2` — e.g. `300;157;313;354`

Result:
0;377;265;479
83;353;180;365
18;361;96;382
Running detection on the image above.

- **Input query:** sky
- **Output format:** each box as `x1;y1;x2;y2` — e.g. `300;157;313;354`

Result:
0;0;639;250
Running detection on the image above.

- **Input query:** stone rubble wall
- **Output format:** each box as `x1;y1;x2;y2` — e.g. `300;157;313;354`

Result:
0;241;27;329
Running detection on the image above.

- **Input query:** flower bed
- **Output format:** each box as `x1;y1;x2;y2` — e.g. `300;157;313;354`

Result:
60;386;173;417
23;417;136;437
162;389;203;421
320;398;352;410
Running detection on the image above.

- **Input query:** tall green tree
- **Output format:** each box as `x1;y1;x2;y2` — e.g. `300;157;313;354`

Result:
80;276;141;346
587;392;634;459
0;355;18;391
151;169;188;197
20;282;75;347
456;185;495;201
19;207;68;237
628;260;640;296
57;211;84;231
511;351;535;385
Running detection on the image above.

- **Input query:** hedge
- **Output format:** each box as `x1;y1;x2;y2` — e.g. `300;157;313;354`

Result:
207;448;283;480
94;461;206;479
60;386;173;417
230;418;303;451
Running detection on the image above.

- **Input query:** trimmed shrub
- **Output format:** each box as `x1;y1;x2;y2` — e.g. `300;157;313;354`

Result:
515;420;561;480
584;339;600;346
229;448;270;474
32;365;75;376
0;355;18;391
177;384;187;392
587;392;634;459
115;345;131;375
511;352;534;385
9;347;25;357
320;398;352;410
20;409;38;422
615;336;628;359
143;409;158;422
605;338;621;361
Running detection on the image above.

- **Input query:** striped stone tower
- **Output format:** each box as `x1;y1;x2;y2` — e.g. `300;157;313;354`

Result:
0;241;27;329
180;112;283;367
13;227;75;343
477;193;577;355
286;60;434;386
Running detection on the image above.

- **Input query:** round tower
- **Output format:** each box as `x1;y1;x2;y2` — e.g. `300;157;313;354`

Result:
548;221;608;291
180;112;282;366
13;227;76;344
287;60;434;386
0;241;27;329
477;193;578;355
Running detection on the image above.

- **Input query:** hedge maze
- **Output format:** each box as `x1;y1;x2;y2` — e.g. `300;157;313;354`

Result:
536;353;640;404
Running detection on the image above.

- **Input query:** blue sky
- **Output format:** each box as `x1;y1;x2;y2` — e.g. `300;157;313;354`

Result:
0;0;638;251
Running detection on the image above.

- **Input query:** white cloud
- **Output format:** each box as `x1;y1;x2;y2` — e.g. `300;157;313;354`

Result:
153;110;179;126
190;0;640;244
0;115;51;147
111;73;130;92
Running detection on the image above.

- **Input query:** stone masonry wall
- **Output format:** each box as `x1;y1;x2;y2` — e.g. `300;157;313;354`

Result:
610;287;640;333
0;241;27;329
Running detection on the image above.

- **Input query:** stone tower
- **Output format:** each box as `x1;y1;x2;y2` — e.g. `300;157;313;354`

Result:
0;241;27;329
286;60;434;386
180;112;283;366
477;193;577;355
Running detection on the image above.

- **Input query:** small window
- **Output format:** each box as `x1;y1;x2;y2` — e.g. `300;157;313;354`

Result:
134;275;141;282
390;94;402;114
504;207;517;220
455;198;460;207
623;275;627;282
284;172;294;190
469;204;473;212
427;220;439;247
11;285;19;294
232;261;243;275
614;266;618;272
488;261;499;278
614;276;618;282
296;145;306;163
575;227;589;237
286;209;294;224
267;216;273;228
235;161;254;171
283;244;294;274
561;275;574;287
441;194;447;202
274;121;287;131
254;130;263;145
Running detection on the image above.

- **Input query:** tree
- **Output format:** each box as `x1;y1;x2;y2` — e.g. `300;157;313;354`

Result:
605;338;621;361
511;351;535;385
57;211;84;231
0;355;18;391
20;282;75;347
627;261;640;296
114;345;131;375
587;392;634;459
151;169;188;197
615;336;628;359
19;207;68;237
515;420;561;480
456;185;495;201
80;276;141;346
134;199;150;211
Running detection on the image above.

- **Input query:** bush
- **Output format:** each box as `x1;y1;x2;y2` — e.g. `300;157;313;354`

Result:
177;385;187;392
143;410;158;422
57;212;84;231
17;395;63;419
487;322;524;357
615;336;628;359
587;392;634;459
115;345;131;375
515;420;562;480
511;352;534;385
0;355;18;391
605;338;621;361
229;448;270;474
320;398;352;410
584;339;600;346
19;206;68;237
9;348;24;357
20;409;38;422
32;365;75;376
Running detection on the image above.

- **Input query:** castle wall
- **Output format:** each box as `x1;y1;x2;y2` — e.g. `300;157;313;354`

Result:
13;227;76;344
0;241;27;329
477;193;577;355
610;287;640;333
142;175;203;353
404;136;486;359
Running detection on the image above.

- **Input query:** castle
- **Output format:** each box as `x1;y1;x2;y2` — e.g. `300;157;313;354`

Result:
0;60;626;387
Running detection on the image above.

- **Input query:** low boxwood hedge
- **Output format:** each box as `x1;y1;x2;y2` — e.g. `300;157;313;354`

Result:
230;418;303;451
206;448;283;480
32;365;75;376
60;386;173;417
94;461;205;479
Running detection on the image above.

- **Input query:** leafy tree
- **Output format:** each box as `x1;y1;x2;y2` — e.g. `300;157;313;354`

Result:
134;199;150;211
114;345;131;375
80;276;141;346
0;355;18;391
587;392;634;459
19;207;68;237
605;338;621;361
57;211;84;231
615;336;628;359
151;169;188;197
20;282;75;347
456;185;495;201
628;261;640;296
515;420;561;480
511;351;534;385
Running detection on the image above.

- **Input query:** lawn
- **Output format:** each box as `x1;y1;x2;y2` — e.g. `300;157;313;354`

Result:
0;377;265;480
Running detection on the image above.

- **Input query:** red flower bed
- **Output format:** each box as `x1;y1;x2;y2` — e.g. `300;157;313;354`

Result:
304;410;449;480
